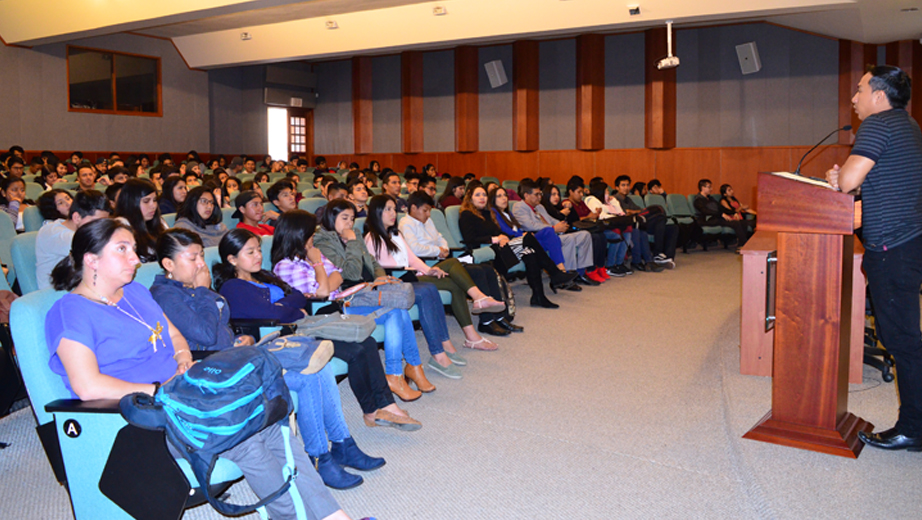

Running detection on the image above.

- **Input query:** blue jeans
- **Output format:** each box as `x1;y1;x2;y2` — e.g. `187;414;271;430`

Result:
283;365;350;457
603;230;628;267
863;233;922;435
345;306;421;375
411;282;449;356
628;228;653;263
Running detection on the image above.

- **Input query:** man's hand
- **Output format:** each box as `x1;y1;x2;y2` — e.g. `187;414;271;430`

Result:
554;222;569;233
825;164;841;190
438;247;450;259
262;210;280;222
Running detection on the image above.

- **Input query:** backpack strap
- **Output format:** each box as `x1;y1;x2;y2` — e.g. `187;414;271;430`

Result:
280;424;308;520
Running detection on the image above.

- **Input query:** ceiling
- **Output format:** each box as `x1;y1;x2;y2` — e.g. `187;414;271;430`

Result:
0;0;919;69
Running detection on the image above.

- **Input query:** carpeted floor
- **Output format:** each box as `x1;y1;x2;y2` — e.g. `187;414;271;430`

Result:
2;250;920;519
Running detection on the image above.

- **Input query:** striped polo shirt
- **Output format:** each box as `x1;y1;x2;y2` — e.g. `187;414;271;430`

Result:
851;108;922;252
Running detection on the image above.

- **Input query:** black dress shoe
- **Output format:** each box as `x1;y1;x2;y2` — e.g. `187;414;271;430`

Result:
496;317;524;333
549;271;578;286
631;262;647;272
477;321;511;337
575;274;600;286
858;427;922;451
530;296;559;309
559;281;581;292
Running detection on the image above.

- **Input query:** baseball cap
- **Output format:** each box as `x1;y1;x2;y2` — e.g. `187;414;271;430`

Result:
232;190;261;220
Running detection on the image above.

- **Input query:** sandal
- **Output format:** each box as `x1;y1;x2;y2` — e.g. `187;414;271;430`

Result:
463;337;499;351
471;297;506;315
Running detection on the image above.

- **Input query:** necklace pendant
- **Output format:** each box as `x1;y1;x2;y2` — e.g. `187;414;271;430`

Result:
150;321;164;352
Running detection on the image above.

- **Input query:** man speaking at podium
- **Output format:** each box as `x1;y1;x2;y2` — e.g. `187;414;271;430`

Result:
827;65;922;452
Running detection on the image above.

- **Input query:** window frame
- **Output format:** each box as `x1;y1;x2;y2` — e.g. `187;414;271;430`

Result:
66;45;163;118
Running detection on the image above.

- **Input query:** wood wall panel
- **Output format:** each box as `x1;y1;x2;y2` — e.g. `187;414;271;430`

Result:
391;153;439;173
455;46;479;153
885;40;922;122
595;149;656;185
513;41;540;152
401;51;424;154
441;152;485;176
576;34;605;151
789;145;852;179
537;151;595;184
644;28;677;150
485;151;539;180
720;148;791;207
654;148;721;197
352;56;373;154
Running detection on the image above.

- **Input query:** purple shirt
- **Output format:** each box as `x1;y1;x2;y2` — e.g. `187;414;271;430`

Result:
273;253;343;299
46;281;177;398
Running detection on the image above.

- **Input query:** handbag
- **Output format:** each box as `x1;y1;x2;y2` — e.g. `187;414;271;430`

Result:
495;269;516;320
569;220;605;234
289;312;377;343
338;277;415;310
491;243;521;272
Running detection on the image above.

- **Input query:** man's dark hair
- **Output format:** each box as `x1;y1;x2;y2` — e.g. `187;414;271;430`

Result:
297;159;309;167
346;178;366;193
314;155;327;166
698;178;712;191
404;172;420;183
566;177;584;195
648;179;662;190
380;171;400;187
8;145;23;155
407;191;435;211
30;156;44;167
71;151;84;160
418;175;436;189
327;182;347;198
518;178;540;197
463;173;476;181
7;156;24;168
614;175;631;187
868;65;912;109
69;189;109;219
107;166;128;180
266;179;294;204
157;153;172;163
320;175;337;188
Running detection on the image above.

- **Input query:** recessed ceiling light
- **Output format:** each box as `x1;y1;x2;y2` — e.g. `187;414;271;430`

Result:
433;6;447;16
325;20;339;29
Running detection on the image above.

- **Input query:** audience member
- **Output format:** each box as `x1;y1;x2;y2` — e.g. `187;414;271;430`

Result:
719;184;756;219
0;176;31;231
694;179;753;248
346;179;370;218
379;171;407;212
115;178;167;263
76;162;97;192
437;177;465;210
613;175;676;270
35;190;108;290
233;190;274;236
158;176;187;215
173;186;228;247
36;189;73;222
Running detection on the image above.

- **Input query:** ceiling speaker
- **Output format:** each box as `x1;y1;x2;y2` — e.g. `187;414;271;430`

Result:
484;60;508;88
735;42;761;75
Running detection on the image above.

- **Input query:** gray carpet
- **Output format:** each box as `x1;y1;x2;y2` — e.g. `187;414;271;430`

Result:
2;250;920;519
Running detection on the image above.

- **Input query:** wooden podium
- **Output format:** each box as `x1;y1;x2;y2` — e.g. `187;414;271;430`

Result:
742;172;873;458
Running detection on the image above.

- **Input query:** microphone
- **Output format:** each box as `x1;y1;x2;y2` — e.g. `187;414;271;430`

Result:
794;125;852;176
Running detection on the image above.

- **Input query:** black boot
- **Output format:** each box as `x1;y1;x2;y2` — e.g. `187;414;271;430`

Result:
524;255;558;308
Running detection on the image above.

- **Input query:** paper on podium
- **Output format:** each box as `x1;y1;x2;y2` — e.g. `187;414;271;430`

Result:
768;171;836;190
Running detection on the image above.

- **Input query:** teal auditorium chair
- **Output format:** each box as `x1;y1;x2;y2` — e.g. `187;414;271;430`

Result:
0;211;18;287
25;182;44;202
628;194;646;209
299;197;327;214
480;176;499;186
501;180;519;192
687;194;731;248
162;213;176;227
11;231;39;294
442;206;497;264
22;205;44;233
221;206;238;228
10;289;245;520
665;194;695;225
301;188;321;199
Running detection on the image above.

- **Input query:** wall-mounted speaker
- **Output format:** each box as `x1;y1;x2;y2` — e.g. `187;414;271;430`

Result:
484;60;508;88
735;42;761;75
264;87;316;109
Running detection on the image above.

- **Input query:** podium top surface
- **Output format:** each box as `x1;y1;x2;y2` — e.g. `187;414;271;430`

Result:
756;172;855;235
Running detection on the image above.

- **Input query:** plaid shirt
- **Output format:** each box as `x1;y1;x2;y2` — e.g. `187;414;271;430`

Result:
273;253;343;299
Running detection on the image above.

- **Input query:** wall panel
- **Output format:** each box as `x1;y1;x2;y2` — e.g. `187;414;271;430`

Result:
422;50;454;152
479;45;513;151
485;151;539;180
372;55;401;154
313;59;353;155
539;39;576;151
604;33;645;150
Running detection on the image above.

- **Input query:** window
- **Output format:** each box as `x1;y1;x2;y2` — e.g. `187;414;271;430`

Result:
267;107;289;162
67;46;162;116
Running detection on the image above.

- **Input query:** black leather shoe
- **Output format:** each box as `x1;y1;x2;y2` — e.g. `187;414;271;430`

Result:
530;296;559;309
561;282;582;292
631;262;647;272
478;321;511;337
858;427;922;451
549;271;578;287
496;317;524;333
575;274;600;286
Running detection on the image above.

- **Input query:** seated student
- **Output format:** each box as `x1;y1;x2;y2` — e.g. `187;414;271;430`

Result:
158;176;187;215
6;156;25;178
379;171;408;213
36;189;73;223
254;171;271;185
493;187;569;279
46;219;355;520
513;179;597;286
403;172;420;195
0;177;32;231
583;181;634;277
437;177;465;210
233;190;275;236
399;191;521;336
35;190;109;290
719;183;757;218
345;178;370;218
222;175;241;202
364;172;378;192
631;182;647;197
114;178;167;263
39;161;66;190
417;175;438;201
315;182;347;222
151;229;387;490
318;175;338;198
647;179;667;198
459;186;576;309
265;179;298;226
613;175;676;271
694;178;754;248
271;211;434;415
107;166;129;186
559;179;609;283
173;186;228;247
76;162;98;192
308;202;441;397
365;194;505;353
28;156;44;176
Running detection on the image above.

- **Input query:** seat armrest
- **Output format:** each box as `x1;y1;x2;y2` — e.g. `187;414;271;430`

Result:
230;318;280;327
46;398;121;414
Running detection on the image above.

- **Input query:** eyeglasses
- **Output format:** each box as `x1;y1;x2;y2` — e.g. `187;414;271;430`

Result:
198;199;216;207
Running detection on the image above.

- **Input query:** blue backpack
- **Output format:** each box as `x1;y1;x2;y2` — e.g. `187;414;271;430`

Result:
120;346;303;517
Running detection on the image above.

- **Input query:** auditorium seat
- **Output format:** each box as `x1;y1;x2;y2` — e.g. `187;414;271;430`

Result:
22;205;45;233
10;232;38;294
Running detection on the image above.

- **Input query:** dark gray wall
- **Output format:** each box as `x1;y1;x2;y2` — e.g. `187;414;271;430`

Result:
539;39;577;151
372;55;401;153
423;50;454;152
604;33;646;149
208;65;268;155
0;33;210;152
676;24;839;147
313;60;354;155
479;45;513;152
